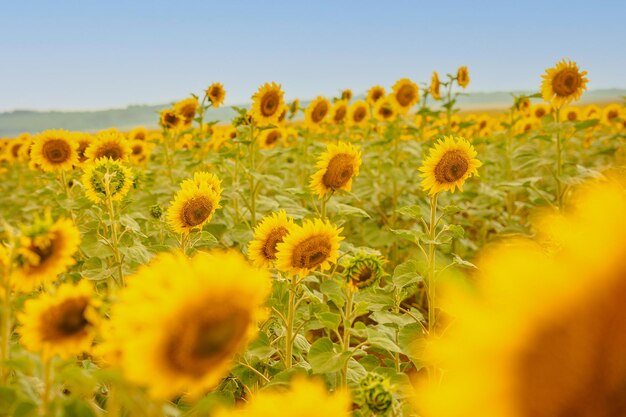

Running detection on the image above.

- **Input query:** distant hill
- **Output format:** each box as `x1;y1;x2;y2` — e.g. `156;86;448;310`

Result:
1;89;624;137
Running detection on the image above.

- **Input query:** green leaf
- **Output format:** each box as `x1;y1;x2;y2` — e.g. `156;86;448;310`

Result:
396;205;423;219
308;337;350;374
317;312;342;331
392;260;422;288
0;387;16;413
320;279;345;308
574;118;599;131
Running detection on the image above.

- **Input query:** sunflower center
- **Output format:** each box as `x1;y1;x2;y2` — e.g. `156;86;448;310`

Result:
567;111;578;121
333;106;347;123
396;85;416;107
379;105;394;119
265;131;281;146
371;90;383;102
11;143;22;158
164;113;179;126
262;227;289;260
353;107;366;123
323;154;355;190
181;196;213;227
552;69;581;97
515;263;626;417
608;110;619;120
164;308;250;377
535;108;546;118
41;297;90;341
312;102;329;123
434;150;470;184
260;91;280;117
42;139;72;164
291;235;332;270
181;105;196;121
132;145;143;155
96;144;123;161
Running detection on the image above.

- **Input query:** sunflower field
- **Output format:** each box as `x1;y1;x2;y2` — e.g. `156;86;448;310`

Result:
0;61;626;417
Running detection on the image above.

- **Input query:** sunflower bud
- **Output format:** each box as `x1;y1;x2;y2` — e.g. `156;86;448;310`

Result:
149;204;163;220
343;251;385;290
358;373;393;414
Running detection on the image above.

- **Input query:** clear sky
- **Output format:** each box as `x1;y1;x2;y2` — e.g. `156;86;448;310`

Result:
1;0;624;112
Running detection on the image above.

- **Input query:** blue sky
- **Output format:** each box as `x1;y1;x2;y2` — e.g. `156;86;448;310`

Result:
1;0;624;111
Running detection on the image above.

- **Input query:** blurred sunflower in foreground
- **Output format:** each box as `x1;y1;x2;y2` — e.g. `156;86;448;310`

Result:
417;179;626;417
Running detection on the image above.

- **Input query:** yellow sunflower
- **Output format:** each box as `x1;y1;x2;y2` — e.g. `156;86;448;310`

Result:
167;181;220;234
205;82;226;108
602;103;622;124
330;100;349;124
248;210;295;268
72;133;94;164
84;132;132;162
304;96;331;130
563;106;581;122
342;251;385;290
259;127;285;149
128;126;148;141
310;141;362;197
129;139;153;165
430;72;441;100
30;129;78;172
275;218;343;276
109;250;271;399
18;280;99;359
367;85;386;105
81;158;133;204
584;104;601;119
419;135;482;195
516;97;531;115
347;100;370;128
215;378;351;417
341;89;353;101
251;82;285;126
174;97;199;128
182;171;223;197
159;108;185;130
541;59;588;108
391;78;419;114
417;180;626;417
12;215;81;292
531;103;550;120
457;66;470;88
373;95;398;122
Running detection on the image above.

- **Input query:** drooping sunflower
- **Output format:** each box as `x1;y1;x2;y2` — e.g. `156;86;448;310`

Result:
174;97;199;128
391;78;419;114
30;129;78;172
84;132;132;162
373;95;398;122
206;82;226;108
167;181;220;234
417;180;626;417
304;96;331;130
541;59;588;108
159;108;184;130
457;66;470;88
81;158;134;204
420;135;482;195
12;215;81;292
18;280;99;359
342;251;386;290
109;250;271;399
248;210;295;268
310;141;362;197
430;72;441;100
251;82;285;126
330;100;349;124
367;85;386;105
347;100;370;128
275;218;343;276
259;127;285;149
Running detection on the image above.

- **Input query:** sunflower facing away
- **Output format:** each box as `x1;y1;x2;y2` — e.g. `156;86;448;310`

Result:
457;66;470;88
19;280;99;359
275;218;343;276
304;96;331;130
84;131;132;162
109;250;271;399
30;129;78;172
347;100;370;128
420;135;482;195
167;179;221;234
310;141;362;197
251;82;285;126
81;158;133;204
391;78;419;114
342;251;385;290
367;85;386;105
206;82;226;108
430;71;441;100
12;215;81;292
541;59;588;108
248;210;294;268
418;180;626;417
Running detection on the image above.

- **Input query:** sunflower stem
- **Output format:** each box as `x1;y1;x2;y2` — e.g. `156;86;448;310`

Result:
284;274;298;369
555;108;563;208
104;177;123;291
248;122;257;227
40;357;53;417
445;79;454;134
163;130;174;185
341;284;354;387
427;193;438;335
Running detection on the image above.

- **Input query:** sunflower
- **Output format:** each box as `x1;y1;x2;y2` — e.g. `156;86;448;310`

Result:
259;127;285;149
418;180;626;417
182;171;223;197
109;250;271;399
215;378;351;417
367;85;386;105
430;72;441;100
457;66;470;88
515;97;531;115
159;108;185;130
128;126;148;141
12;215;80;292
602;103;622;124
347;100;370;128
531;103;550;120
330;100;349;124
18;280;99;359
391;78;419;114
84;132;132;162
584;104;601;119
30;129;78;172
341;89;353;101
129;139;152;165
251;82;285;126
72;133;94;164
174;97;199;128
248;210;294;268
373;95;398;122
420;135;482;195
343;251;385;290
167;181;220;234
275;218;343;276
304;96;331;130
206;82;226;108
310;141;361;197
563;106;581;122
289;99;300;118
81;158;133;204
541;59;588;108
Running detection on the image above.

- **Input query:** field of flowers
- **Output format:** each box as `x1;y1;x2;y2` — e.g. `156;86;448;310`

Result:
0;60;625;416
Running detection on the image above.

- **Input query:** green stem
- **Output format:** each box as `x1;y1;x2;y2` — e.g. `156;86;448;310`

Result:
40;357;53;416
341;285;354;387
427;194;438;335
445;80;454;134
555;108;563;208
284;275;297;369
249;122;257;226
104;188;123;290
163;131;174;184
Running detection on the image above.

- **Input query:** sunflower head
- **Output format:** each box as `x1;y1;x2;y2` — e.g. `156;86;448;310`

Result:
343;251;385;290
541;59;588;108
531;103;551;120
167;179;221;234
341;89;353;101
259;127;285;149
310;141;362;197
330;100;349;124
373;95;398;122
289;99;300;117
206;83;226;108
128;126;148;141
430;72;441;100
160;108;185;130
81;158;134;204
367;85;386;105
457;66;470;88
30;129;78;172
251;82;285;126
84;132;132;163
129;140;153;165
182;171;223;197
248;210;295;268
602;104;622;124
391;78;419;113
347;101;370;128
304;96;331;130
420;135;482;195
563;107;581;122
357;373;394;415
